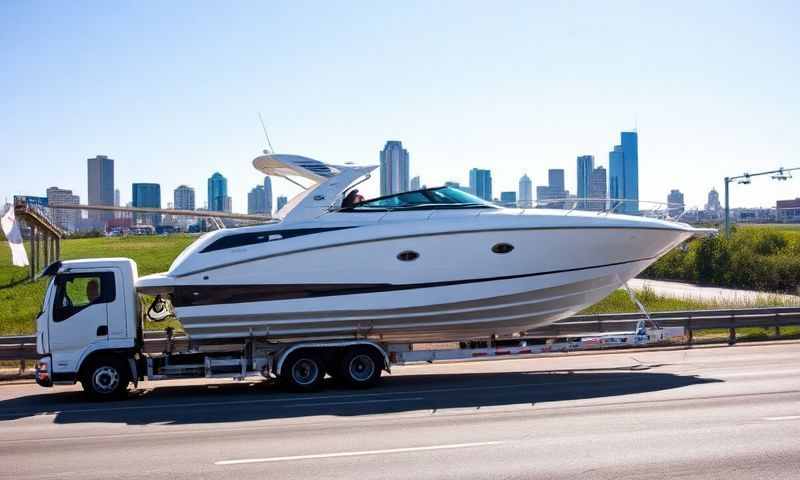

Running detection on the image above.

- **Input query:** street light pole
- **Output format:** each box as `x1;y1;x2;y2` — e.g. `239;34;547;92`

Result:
723;166;800;236
724;177;730;236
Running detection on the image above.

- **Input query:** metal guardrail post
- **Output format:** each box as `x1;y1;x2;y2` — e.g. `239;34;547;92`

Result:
687;315;693;346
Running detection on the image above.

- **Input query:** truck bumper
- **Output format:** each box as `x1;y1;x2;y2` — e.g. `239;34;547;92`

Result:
35;356;53;387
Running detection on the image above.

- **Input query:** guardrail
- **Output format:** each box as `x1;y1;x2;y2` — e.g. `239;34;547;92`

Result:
3;307;799;365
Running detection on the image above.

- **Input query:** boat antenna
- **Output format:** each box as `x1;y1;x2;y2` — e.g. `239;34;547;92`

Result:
258;112;275;154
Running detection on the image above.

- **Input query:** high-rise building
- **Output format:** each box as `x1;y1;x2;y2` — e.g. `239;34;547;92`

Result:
548;169;565;195
518;174;532;208
500;191;516;207
114;189;120;207
706;188;722;212
276;195;288;212
46;187;80;232
223;196;232;213
536;169;568;204
576;155;594;208
132;183;161;225
87;155;114;228
379;141;410;196
248;185;267;214
589;166;608;211
263;176;273;215
410;176;421;191
668;189;685;216
609;131;639;214
469;168;492;201
174;185;195;211
207;172;228;212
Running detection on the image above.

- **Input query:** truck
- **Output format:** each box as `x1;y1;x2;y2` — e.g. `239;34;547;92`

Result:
33;258;672;401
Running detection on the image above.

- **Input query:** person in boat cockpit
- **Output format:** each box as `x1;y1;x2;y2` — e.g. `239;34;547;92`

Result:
341;189;365;209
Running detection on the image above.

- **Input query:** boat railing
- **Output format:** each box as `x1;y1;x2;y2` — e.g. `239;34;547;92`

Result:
509;197;697;223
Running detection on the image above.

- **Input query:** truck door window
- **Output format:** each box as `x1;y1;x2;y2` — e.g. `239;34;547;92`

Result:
53;272;116;322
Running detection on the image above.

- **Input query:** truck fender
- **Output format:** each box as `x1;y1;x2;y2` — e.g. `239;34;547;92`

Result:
78;347;137;383
275;340;390;376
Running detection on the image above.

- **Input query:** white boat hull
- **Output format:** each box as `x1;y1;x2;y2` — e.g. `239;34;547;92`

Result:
162;224;694;343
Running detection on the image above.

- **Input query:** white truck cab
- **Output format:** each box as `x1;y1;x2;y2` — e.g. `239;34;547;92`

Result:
34;257;391;400
35;259;140;399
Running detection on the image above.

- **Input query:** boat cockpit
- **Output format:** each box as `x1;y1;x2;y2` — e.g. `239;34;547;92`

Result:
339;186;497;212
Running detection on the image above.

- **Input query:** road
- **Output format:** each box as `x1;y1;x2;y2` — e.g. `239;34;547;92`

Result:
627;278;800;304
1;342;799;479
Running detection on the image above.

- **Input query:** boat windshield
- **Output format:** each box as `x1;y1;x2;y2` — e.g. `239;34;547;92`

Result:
341;186;496;211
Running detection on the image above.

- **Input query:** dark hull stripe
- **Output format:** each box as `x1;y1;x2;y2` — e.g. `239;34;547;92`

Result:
172;255;656;307
177;225;690;277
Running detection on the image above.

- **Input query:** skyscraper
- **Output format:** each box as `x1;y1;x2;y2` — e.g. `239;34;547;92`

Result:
668;189;685;216
223;196;232;213
410;176;421;191
589;166;608;211
87;155;114;228
276;195;288;212
706;188;721;212
132;183;161;225
609;131;639;214
248;185;267;214
469;168;492;201
46;187;80;232
536;169;568;204
263;176;273;215
207;172;228;212
500;191;516;207
174;185;195;211
379;141;410;196
576;155;594;208
518;174;532;208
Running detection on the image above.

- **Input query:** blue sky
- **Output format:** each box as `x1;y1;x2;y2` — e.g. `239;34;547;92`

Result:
2;1;799;211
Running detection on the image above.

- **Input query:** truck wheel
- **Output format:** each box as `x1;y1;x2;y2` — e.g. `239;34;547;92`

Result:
339;346;383;388
281;351;325;392
80;355;130;401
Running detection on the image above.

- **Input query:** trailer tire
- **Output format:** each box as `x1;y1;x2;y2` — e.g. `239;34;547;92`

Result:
280;351;325;392
80;355;130;401
339;346;383;388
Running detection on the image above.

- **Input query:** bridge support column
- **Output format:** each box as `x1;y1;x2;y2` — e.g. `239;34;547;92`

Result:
29;226;37;281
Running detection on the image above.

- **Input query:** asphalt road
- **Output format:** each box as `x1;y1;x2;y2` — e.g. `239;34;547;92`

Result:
1;342;799;480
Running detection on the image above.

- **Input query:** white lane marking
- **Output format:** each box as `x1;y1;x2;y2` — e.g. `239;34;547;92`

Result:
764;415;800;421
215;441;505;465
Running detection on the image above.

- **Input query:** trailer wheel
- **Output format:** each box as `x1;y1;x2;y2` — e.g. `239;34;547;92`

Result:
80;355;130;401
339;346;383;388
281;351;325;392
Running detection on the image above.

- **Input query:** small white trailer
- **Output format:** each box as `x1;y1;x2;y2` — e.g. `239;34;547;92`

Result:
33;258;680;401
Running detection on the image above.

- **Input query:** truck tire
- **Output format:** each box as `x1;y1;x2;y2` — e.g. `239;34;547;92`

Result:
280;351;325;392
338;346;383;388
80;355;130;401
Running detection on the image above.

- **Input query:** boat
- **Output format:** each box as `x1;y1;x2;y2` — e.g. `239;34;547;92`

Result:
136;154;711;343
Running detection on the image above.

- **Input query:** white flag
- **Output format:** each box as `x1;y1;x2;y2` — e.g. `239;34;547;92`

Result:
1;205;30;267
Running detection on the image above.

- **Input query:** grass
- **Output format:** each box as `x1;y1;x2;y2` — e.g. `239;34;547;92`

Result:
1;235;800;340
0;236;194;335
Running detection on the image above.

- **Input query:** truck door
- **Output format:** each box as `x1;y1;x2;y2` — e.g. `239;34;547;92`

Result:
48;270;117;374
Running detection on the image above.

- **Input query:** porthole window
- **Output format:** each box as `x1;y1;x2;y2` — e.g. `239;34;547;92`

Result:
491;243;514;254
397;250;420;261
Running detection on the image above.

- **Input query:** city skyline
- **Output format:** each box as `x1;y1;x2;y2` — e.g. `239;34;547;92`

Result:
4;2;799;212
